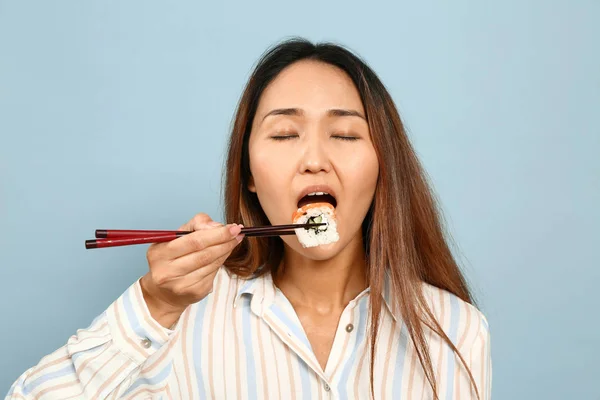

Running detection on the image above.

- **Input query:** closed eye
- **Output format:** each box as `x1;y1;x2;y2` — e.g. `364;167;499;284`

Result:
270;134;299;141
331;135;360;141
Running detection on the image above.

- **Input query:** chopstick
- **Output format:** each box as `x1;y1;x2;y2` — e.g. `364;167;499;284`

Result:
86;234;185;249
86;223;326;249
95;223;326;238
95;229;182;238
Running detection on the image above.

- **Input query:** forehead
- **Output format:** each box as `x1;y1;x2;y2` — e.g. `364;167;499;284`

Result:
255;60;365;117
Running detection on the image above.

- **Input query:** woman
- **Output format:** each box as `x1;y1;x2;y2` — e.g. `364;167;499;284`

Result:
7;38;491;399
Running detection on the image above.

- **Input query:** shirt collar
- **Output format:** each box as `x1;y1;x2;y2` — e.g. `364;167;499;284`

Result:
234;269;398;322
233;270;275;316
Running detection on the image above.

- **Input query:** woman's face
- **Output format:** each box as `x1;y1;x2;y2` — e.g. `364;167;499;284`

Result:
248;60;379;260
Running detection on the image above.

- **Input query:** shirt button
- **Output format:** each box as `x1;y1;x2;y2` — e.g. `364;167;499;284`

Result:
324;383;331;392
345;323;354;333
140;338;152;349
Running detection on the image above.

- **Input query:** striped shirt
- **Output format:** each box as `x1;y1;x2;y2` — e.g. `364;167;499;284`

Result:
6;267;491;399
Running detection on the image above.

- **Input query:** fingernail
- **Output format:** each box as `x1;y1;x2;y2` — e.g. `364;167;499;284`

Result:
229;224;242;236
208;221;222;227
236;234;245;243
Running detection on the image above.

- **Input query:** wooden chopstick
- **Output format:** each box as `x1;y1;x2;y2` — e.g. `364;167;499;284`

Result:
244;230;297;237
95;223;326;239
242;222;325;234
86;234;185;249
87;223;325;249
95;229;180;238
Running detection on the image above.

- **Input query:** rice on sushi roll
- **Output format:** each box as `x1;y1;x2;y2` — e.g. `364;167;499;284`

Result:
292;202;339;248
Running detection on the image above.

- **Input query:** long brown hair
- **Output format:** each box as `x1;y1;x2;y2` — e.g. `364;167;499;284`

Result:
222;37;479;399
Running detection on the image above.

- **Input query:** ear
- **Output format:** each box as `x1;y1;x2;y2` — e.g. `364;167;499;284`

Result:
247;175;256;193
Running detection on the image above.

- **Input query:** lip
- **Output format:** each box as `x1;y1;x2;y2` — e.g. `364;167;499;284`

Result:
296;184;338;208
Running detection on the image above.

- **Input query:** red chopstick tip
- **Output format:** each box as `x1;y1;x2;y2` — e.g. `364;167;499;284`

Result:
85;240;98;249
95;230;107;238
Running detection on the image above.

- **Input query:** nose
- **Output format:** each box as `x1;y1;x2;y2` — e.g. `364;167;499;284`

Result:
298;133;331;174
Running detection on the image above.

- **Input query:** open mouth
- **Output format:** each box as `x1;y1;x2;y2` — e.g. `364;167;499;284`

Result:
297;192;337;209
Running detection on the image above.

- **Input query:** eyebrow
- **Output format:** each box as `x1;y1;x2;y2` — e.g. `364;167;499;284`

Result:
261;108;367;122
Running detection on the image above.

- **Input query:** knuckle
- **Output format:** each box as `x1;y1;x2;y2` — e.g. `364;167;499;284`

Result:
164;240;178;253
220;230;235;245
171;284;187;296
223;228;233;241
192;213;209;225
151;270;168;286
191;234;206;250
146;246;158;262
197;250;213;267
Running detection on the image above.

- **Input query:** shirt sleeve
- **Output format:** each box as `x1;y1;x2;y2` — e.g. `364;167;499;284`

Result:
5;278;176;399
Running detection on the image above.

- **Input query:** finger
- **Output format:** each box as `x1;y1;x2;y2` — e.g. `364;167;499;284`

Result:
147;215;221;261
147;219;231;264
167;235;243;277
177;213;221;231
177;267;221;297
166;224;242;259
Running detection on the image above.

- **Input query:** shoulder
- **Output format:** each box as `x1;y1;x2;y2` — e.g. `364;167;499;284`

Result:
421;282;490;352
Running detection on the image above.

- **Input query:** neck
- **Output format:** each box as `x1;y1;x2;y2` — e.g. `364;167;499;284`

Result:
275;234;367;312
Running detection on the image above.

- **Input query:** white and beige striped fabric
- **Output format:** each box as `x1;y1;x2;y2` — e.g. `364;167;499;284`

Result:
6;267;491;399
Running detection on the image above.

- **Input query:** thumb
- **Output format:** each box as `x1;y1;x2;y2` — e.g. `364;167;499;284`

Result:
177;214;223;231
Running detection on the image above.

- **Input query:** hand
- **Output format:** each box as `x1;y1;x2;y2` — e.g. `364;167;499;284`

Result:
139;213;244;328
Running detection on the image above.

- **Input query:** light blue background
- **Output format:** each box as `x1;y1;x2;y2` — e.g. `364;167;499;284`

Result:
1;1;598;398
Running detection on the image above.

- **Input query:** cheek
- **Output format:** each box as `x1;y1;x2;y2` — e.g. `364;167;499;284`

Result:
250;148;289;192
249;147;294;221
342;146;379;193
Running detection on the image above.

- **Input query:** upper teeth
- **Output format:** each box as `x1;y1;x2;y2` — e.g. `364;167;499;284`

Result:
307;192;328;196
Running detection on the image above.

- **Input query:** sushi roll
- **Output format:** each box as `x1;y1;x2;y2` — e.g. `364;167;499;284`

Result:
292;202;339;248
